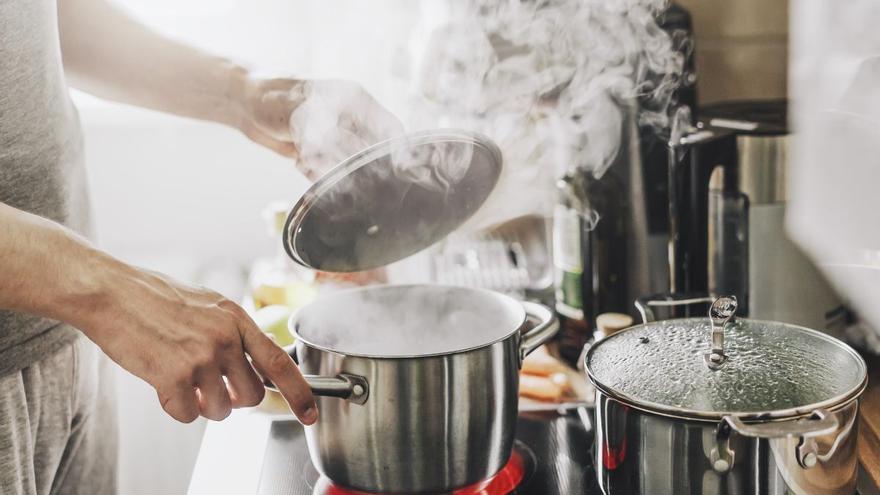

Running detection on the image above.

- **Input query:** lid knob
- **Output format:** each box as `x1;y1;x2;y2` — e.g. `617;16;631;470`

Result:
705;296;737;370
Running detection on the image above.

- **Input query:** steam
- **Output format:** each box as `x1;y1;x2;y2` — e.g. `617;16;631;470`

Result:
288;79;405;181
389;136;474;193
286;1;692;263
408;0;691;229
295;285;524;356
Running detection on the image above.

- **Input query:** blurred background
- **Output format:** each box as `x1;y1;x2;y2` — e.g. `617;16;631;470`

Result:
75;0;791;493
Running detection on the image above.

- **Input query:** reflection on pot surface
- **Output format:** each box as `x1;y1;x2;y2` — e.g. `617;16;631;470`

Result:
595;394;859;495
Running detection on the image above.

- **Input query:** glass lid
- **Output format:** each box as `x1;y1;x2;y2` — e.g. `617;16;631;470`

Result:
586;297;867;419
283;129;502;272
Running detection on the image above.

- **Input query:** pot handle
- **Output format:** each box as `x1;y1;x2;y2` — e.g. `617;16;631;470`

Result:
266;373;369;405
519;302;559;362
266;347;370;406
634;293;714;323
711;409;839;472
722;409;839;439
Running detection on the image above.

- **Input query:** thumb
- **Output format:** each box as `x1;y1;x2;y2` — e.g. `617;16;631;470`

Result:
243;126;300;159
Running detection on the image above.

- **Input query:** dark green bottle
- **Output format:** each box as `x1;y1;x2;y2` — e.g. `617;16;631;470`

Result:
553;171;593;365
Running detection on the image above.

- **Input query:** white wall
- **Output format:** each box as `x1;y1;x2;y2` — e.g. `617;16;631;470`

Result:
788;0;880;339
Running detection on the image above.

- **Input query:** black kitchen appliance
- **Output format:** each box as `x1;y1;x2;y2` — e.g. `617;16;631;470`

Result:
255;412;598;495
552;3;697;363
665;100;845;333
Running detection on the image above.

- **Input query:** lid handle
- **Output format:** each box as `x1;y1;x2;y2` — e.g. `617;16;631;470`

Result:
705;296;737;370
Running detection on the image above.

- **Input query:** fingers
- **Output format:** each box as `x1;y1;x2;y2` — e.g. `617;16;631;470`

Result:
238;315;318;425
157;381;200;424
195;368;233;421
243;126;300;159
223;359;265;408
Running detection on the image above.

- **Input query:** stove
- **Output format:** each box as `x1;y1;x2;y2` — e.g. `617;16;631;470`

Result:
256;410;599;495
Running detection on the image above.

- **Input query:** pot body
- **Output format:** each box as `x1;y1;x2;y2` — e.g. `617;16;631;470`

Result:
296;335;520;493
594;392;860;495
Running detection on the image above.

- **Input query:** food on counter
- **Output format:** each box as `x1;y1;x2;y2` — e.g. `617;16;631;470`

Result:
252;280;318;310
519;373;571;402
252;283;288;309
314;268;388;287
253;304;295;347
251;202;320;311
519;345;577;403
521;344;570;377
595;312;634;340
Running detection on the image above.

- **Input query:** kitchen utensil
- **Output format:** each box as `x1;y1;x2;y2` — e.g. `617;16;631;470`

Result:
585;295;867;495
433;232;531;297
282;129;502;273
271;284;557;493
432;214;552;299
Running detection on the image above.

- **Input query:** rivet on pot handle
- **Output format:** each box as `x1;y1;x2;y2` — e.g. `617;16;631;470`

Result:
519;302;559;363
711;409;839;472
305;374;369;405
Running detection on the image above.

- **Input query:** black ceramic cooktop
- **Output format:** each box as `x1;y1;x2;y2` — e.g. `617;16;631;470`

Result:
256;410;599;495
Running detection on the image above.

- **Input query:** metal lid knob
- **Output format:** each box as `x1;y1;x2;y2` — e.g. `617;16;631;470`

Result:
705;296;737;370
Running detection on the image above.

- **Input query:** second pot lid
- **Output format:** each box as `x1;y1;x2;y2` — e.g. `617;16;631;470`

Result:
586;304;867;420
283;129;502;272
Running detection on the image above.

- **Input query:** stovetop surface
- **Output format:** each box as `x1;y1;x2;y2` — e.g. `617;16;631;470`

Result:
256;410;599;495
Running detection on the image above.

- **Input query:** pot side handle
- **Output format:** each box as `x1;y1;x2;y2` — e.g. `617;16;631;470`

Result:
266;373;369;406
634;293;715;323
722;409;839;439
304;374;369;405
519;302;559;363
712;409;840;472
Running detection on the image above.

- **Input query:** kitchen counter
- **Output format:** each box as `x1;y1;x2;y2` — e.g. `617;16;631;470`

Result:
187;396;291;495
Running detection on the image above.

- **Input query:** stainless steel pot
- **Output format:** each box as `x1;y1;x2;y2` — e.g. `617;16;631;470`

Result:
286;284;558;494
585;296;868;495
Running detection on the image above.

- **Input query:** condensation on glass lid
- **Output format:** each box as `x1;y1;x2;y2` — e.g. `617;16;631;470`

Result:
586;318;867;416
284;130;502;273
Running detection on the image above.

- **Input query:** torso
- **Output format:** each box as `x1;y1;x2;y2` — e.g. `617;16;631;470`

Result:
0;0;91;374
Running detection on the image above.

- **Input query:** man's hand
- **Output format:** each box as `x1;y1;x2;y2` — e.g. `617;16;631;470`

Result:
0;204;317;424
85;263;318;424
58;0;402;181
240;78;404;180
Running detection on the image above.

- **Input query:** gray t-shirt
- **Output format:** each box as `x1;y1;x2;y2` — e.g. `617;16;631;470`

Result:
0;0;92;376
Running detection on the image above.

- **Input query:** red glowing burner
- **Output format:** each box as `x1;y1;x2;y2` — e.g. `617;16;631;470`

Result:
320;450;527;495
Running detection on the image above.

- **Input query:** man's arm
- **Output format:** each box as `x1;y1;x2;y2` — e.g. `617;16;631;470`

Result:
57;0;302;157
57;0;404;177
0;202;317;424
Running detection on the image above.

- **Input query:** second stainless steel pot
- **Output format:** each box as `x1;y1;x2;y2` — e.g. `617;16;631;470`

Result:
586;296;868;495
285;284;558;494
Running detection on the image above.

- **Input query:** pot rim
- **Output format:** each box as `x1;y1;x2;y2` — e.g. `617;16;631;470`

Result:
289;284;528;359
585;317;869;422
